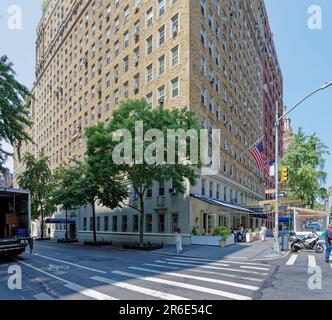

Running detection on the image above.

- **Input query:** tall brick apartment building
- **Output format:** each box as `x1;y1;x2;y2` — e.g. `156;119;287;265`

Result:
15;0;282;243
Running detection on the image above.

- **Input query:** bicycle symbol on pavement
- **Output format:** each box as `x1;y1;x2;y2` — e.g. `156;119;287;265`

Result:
47;264;70;272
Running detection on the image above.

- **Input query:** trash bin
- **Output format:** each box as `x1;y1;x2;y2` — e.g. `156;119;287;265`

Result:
279;230;290;251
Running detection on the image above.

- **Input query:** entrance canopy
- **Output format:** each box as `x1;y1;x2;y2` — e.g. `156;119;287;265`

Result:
45;218;76;224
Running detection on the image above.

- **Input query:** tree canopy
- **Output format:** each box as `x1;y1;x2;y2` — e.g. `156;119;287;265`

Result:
281;128;329;209
18;151;55;239
0;55;32;170
85;99;202;244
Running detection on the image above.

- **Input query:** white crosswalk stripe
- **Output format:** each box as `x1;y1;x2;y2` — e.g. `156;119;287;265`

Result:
154;260;268;275
34;292;55;300
90;276;190;300
143;263;265;282
239;266;270;271
308;255;316;268
172;256;271;267
286;254;298;266
111;270;252;300
128;266;259;291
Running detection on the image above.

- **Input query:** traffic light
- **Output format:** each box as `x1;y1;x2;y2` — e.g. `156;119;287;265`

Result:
280;167;289;183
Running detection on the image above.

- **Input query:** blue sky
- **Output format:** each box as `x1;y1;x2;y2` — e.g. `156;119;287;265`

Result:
0;1;331;187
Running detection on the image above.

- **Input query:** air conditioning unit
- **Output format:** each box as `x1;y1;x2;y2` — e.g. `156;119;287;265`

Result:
114;72;119;82
82;56;88;65
135;56;140;66
134;30;140;40
133;83;139;93
97;85;102;92
134;4;140;13
158;97;165;105
209;78;215;85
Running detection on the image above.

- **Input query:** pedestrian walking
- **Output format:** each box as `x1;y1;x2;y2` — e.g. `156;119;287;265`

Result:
175;227;183;254
261;224;267;242
325;224;332;263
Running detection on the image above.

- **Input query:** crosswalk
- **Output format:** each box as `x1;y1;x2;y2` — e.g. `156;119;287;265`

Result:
285;253;331;268
24;255;273;301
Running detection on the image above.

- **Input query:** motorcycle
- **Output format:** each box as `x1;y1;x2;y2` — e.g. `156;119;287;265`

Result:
290;231;324;253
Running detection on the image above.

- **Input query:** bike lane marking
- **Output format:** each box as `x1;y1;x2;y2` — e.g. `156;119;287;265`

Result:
33;253;107;274
12;258;117;300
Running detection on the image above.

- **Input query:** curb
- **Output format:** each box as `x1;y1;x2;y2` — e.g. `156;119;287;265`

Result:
39;239;291;262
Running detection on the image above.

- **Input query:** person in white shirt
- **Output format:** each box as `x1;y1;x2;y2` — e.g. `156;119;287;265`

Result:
261;224;267;242
175;227;183;254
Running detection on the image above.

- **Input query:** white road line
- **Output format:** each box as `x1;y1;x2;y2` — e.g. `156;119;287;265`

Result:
330;264;332;269
112;270;252;300
165;258;229;267
143;263;264;283
33;253;107;274
286;254;298;266
33;293;55;300
172;256;271;267
155;260;268;276
239;266;270;271
64;282;118;300
91;276;190;300
308;255;316;268
13;258;117;300
129;266;259;291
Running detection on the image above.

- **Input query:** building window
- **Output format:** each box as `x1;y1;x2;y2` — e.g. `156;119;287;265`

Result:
124;56;129;72
216;184;220;199
171;77;179;98
114;40;120;56
104;216;109;231
209;182;213;197
171;14;179;33
146;7;153;27
201;178;206;195
114;89;119;104
132;215;139;232
171;214;178;233
200;56;206;75
158;25;165;45
200;86;206;105
97;216;101;231
112;216;118;232
200;0;206;16
171;45;179;67
124;82;129;99
158;85;165;104
146;64;153;83
147;185;153;198
89;217;93;231
122;215;128;232
146;214;152;233
146;36;153;54
159;181;165;196
83;217;87;231
200;26;206;46
146;92;153;106
158;0;166;16
158;214;165;233
124;6;129;22
158;55;165;75
124;31;129;48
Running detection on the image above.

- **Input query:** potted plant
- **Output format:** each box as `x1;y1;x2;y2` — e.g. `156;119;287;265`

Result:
246;228;253;243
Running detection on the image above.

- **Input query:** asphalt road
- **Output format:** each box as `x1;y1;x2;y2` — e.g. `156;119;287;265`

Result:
0;241;331;300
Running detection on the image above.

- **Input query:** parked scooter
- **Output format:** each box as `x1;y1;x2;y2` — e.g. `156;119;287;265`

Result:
290;231;324;253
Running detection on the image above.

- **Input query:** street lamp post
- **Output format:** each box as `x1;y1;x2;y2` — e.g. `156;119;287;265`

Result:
274;81;332;253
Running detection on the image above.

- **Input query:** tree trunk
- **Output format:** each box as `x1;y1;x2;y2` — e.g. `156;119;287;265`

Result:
65;210;68;240
139;194;145;246
92;202;97;243
40;209;44;240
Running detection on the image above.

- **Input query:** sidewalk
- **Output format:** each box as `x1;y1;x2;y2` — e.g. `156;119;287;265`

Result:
152;237;289;261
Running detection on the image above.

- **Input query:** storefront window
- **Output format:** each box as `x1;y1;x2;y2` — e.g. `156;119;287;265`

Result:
158;214;165;233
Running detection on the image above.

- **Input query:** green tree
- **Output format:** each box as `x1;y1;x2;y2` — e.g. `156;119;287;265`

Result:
86;99;201;245
52;163;84;240
18;152;55;239
63;161;126;243
281;128;329;209
0;55;32;170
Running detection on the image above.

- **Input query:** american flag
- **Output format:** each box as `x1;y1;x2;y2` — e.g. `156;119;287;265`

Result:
264;159;274;176
250;141;264;172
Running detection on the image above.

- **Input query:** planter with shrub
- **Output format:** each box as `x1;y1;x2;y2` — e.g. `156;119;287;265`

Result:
123;241;163;251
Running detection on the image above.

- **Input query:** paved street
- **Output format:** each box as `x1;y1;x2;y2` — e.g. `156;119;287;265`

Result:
0;241;331;300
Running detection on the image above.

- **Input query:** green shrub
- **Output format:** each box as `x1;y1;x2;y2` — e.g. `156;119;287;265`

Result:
211;226;231;240
191;226;198;236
